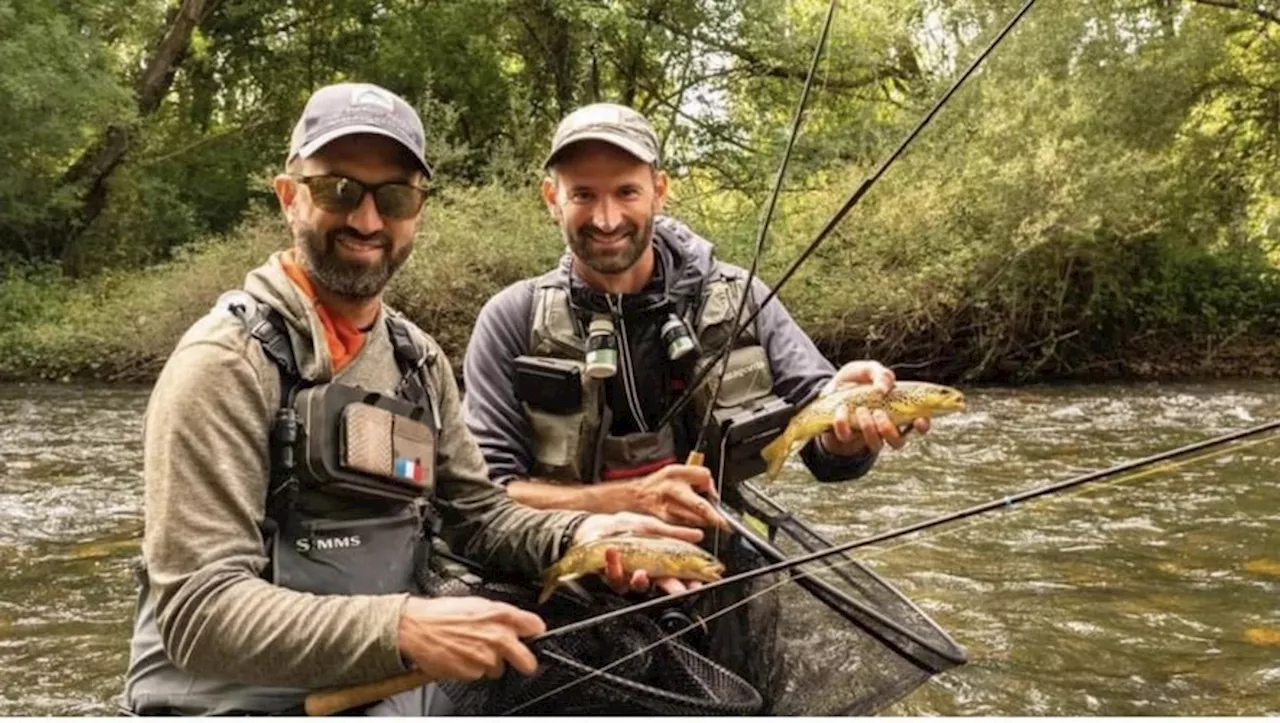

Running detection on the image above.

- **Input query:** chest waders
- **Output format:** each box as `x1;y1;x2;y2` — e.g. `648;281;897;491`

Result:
122;292;442;716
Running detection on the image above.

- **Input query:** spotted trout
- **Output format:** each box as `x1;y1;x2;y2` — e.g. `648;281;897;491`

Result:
538;533;726;604
760;381;967;480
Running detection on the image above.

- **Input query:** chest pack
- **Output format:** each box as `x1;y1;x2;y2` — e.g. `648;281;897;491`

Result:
219;291;440;596
517;262;786;486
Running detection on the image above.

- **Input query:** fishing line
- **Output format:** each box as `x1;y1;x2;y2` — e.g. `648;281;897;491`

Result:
544;0;1045;642
858;430;1280;562
656;0;1042;432
691;0;838;458
504;423;1280;713
699;0;839;574
536;417;1280;641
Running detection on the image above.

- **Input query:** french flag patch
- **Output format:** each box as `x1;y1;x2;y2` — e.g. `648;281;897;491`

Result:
394;457;425;484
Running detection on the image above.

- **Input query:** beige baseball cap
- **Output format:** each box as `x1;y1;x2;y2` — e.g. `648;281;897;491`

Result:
543;103;660;169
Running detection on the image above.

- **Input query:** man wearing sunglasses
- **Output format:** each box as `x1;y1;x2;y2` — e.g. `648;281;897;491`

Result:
462;103;932;527
121;83;707;716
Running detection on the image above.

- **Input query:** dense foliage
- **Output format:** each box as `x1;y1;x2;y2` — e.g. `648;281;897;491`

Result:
2;0;1278;382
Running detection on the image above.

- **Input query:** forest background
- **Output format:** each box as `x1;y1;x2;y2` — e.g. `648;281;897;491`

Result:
2;0;1279;384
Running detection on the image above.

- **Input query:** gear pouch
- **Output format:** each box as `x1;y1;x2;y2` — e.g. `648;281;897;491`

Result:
294;383;437;503
514;355;583;414
271;507;423;595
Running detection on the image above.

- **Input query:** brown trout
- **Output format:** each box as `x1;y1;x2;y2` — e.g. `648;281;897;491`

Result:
760;381;967;480
538;533;726;604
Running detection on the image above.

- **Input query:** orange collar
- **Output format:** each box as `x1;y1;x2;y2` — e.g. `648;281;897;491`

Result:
280;250;366;373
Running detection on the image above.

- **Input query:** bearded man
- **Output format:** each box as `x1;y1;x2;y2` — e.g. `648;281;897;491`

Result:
121;85;706;716
462;103;931;527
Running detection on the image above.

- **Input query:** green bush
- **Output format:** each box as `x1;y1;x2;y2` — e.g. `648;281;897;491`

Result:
2;179;1278;384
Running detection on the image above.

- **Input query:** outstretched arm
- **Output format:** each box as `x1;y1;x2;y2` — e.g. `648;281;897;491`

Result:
748;276;880;482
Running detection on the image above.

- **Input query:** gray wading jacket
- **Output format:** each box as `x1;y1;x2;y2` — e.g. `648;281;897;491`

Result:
122;251;585;714
462;216;878;486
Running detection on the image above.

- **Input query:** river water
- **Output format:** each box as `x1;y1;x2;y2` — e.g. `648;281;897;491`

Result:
1;380;1278;715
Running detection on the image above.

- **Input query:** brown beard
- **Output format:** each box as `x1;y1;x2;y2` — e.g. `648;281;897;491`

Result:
296;223;411;300
565;215;654;275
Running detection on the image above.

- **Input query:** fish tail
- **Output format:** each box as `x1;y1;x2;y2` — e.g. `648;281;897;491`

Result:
761;430;795;480
538;572;584;605
537;578;557;605
536;567;562;605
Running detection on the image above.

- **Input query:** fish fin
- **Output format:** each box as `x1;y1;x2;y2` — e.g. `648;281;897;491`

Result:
760;430;795;480
537;572;584;605
562;578;593;604
537;580;557;605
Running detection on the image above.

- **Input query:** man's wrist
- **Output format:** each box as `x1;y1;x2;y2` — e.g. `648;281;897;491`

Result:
587;478;641;514
816;430;866;457
558;513;592;557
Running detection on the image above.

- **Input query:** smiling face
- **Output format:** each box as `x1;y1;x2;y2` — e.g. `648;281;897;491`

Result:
274;134;425;301
542;140;668;290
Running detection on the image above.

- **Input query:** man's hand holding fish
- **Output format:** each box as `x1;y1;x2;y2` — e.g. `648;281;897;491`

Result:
819;360;933;456
569;512;712;599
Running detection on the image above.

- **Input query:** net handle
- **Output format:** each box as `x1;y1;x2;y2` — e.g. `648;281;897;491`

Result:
303;670;429;716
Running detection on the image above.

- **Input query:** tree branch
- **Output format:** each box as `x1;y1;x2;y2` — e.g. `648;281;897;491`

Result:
55;0;226;275
635;7;914;92
1189;0;1280;26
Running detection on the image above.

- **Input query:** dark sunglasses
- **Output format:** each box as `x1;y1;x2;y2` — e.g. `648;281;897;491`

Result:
289;173;428;219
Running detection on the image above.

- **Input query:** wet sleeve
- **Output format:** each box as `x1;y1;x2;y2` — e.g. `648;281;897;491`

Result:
461;282;537;485
433;349;589;574
144;337;410;689
749;277;879;482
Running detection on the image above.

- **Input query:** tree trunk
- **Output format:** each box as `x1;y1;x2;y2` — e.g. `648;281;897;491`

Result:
56;0;224;276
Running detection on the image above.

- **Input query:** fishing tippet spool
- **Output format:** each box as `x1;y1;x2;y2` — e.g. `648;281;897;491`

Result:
585;315;619;379
661;314;698;362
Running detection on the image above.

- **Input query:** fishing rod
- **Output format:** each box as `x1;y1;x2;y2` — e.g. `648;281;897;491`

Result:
536;416;1280;642
306;1;1040;714
306;414;1280;716
524;0;1045;650
695;0;837;571
656;0;1040;432
489;417;1280;715
714;499;967;669
689;0;838;460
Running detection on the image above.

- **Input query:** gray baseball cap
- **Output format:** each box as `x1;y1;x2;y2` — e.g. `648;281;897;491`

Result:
288;82;433;179
544;103;660;169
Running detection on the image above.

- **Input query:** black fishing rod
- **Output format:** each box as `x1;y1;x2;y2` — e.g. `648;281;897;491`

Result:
539;0;1045;645
713;500;967;670
689;0;839;459
656;0;1040;432
534;417;1280;642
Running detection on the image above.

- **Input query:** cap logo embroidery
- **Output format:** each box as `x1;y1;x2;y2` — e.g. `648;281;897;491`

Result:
350;86;396;113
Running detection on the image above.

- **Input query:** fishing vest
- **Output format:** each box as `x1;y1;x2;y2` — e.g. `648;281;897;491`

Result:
520;252;776;483
122;291;442;716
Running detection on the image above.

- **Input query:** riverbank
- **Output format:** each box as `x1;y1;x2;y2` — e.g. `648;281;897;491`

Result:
4;184;1279;386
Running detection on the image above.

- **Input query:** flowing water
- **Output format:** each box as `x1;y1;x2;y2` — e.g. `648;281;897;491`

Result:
1;380;1278;715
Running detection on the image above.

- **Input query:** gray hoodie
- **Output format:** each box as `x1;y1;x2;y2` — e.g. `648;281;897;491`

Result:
125;251;583;710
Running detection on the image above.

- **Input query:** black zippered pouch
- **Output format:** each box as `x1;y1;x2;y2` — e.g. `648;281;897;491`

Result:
514;355;583;414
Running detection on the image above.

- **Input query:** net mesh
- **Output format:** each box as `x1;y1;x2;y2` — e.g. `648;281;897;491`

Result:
729;479;968;715
416;501;966;716
417;571;764;715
